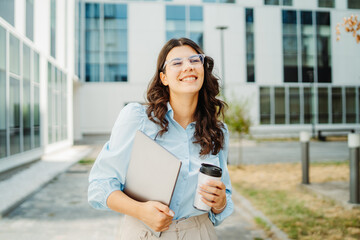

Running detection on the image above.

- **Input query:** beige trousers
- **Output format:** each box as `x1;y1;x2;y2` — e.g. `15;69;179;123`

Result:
117;213;218;240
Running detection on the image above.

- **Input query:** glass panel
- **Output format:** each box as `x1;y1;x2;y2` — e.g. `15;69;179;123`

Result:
289;87;300;124
275;87;285;124
34;86;40;148
50;0;56;58
23;45;31;81
318;87;328;123
283;0;292;6
316;12;331;83
348;0;360;9
283;10;298;82
105;64;122;82
260;87;271;124
0;26;5;71
301;11;315;83
246;8;255;83
303;87;313;124
26;0;34;40
166;6;186;20
10;34;20;75
104;4;127;19
10;77;20;155
34;52;39;83
85;3;100;82
166;20;186;32
189;32;203;49
319;0;334;7
23;81;31;151
0;0;15;26
0;71;6;158
190;6;203;21
265;0;279;5
332;87;342;123
346;88;356;123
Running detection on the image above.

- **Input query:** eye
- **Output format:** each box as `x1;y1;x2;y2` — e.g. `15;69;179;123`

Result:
171;60;183;66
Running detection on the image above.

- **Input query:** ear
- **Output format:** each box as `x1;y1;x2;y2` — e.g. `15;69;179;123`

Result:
160;72;168;86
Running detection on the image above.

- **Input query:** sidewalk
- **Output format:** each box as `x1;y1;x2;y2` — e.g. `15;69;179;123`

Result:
0;154;274;240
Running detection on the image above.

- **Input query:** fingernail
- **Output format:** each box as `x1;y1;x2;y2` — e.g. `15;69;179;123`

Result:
169;210;175;216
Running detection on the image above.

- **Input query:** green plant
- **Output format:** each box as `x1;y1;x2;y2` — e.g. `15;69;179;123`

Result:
224;98;252;136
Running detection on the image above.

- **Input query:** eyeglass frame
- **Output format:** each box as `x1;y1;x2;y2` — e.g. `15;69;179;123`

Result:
162;54;206;71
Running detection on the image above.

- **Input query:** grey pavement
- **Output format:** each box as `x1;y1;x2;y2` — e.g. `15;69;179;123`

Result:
0;138;350;240
0;159;270;240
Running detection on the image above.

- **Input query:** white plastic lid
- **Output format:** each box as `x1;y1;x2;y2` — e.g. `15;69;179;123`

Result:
348;133;360;148
300;131;311;142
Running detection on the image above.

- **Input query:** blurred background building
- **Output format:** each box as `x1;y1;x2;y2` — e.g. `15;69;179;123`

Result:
1;0;360;172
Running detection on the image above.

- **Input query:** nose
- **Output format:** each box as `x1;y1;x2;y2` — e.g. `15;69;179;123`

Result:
182;59;194;71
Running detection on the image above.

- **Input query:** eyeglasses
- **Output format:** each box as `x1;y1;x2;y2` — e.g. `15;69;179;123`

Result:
162;54;205;70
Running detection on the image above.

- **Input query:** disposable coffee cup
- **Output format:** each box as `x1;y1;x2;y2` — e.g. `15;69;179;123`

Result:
193;163;222;212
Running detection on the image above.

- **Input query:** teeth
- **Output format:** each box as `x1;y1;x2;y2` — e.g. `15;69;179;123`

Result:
182;77;196;82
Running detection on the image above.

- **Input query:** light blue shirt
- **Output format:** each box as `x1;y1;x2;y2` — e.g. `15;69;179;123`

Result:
88;102;234;226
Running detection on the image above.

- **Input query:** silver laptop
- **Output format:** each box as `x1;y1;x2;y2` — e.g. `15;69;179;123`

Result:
124;130;182;237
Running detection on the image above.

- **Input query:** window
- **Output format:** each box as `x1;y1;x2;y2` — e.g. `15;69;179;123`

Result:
265;0;292;6
275;87;285;124
282;10;298;83
34;52;40;147
10;77;20;155
332;87;342;123
348;0;360;9
246;8;255;83
166;5;203;48
23;45;31;151
104;4;128;82
50;0;56;58
26;0;34;40
260;87;271;124
301;11;315;83
0;0;14;26
282;10;332;83
319;0;335;8
316;12;331;83
85;3;100;82
318;87;329;123
346;88;356;123
289;87;300;124
10;34;20;75
0;26;6;158
303;87;313;124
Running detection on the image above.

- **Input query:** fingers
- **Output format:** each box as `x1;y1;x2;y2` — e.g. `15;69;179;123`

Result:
153;202;175;217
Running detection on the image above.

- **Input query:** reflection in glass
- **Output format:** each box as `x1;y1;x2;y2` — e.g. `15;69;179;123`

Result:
301;11;315;83
10;34;20;75
26;0;34;40
85;3;100;82
10;78;21;155
283;10;298;82
34;52;39;83
275;87;285;124
50;0;56;58
346;88;356;123
316;12;331;83
190;6;203;48
0;0;15;26
260;87;271;124
265;0;279;5
289;87;300;124
104;4;127;82
34;86;40;148
318;87;328;123
332;87;342;123
0;71;6;158
246;8;255;83
319;0;334;8
303;87;313;124
23;81;31;151
348;0;360;9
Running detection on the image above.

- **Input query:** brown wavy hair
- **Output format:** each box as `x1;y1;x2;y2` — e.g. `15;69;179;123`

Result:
146;38;227;156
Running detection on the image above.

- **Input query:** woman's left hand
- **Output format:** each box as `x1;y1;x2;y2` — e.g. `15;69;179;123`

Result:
199;180;227;214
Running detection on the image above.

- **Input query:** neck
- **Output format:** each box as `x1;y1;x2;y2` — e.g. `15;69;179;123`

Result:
169;94;198;129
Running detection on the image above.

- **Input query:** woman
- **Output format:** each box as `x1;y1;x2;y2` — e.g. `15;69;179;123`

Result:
88;38;234;239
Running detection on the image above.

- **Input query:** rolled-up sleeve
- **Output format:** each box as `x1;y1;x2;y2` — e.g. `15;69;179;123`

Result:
208;125;234;226
88;103;145;210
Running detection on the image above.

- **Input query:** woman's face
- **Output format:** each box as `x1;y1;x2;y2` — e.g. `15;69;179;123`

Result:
160;45;205;98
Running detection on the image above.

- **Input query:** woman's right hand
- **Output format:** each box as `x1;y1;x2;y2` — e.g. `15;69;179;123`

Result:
139;201;175;232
